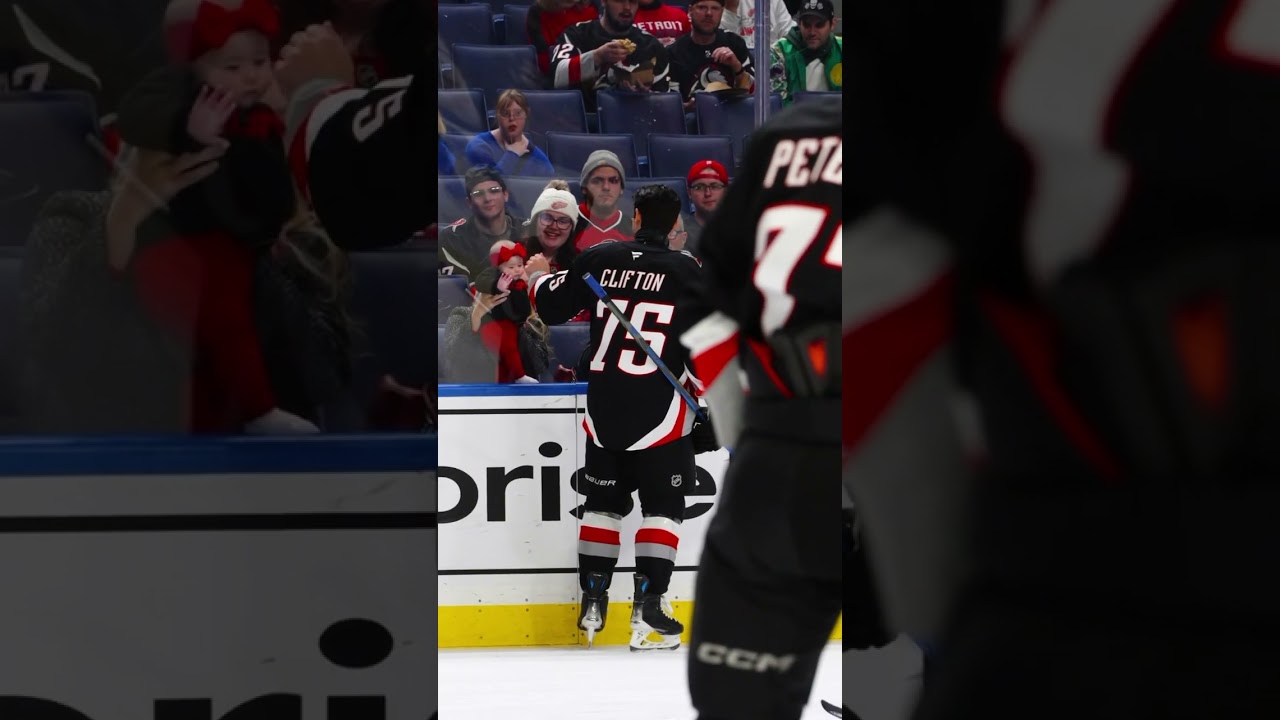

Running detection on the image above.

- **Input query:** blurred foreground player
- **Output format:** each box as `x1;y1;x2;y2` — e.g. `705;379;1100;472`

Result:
276;23;428;249
680;100;850;720
527;185;716;650
849;2;1280;719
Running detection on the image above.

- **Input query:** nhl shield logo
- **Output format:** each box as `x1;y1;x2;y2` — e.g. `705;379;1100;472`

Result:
671;474;682;487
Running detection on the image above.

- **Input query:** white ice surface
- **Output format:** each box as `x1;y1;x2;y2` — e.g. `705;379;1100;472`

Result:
440;638;923;719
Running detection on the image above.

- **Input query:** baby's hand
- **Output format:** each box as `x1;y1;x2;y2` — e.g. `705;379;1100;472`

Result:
187;85;236;148
496;271;518;293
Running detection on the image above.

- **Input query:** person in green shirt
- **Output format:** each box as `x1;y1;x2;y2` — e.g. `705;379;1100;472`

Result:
768;0;841;104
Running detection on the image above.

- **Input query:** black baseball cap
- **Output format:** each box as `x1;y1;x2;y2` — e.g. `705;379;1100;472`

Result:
797;0;833;22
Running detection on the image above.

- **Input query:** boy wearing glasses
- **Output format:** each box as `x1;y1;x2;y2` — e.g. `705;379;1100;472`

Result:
439;167;522;279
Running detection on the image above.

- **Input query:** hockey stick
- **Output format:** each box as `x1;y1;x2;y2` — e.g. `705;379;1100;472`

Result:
582;272;707;422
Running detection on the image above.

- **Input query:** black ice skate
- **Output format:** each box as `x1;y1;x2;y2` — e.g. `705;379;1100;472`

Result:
577;571;610;648
629;573;683;651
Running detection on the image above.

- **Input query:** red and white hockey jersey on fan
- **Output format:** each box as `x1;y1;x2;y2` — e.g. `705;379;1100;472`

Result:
286;68;428;251
634;0;690;47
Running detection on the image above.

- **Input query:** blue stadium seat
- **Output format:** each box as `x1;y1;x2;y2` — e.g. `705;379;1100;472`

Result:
439;175;470;223
438;89;489;135
503;4;531;44
470;0;508;14
647;134;734;180
596;91;686;171
441;134;476;174
347;246;438;408
0;250;22;429
438;5;495;52
451;44;542;108
503;175;582;220
0;92;107;246
694;92;784;165
521;89;589;135
545;132;639;179
438;275;472;323
792;91;842;106
548;323;591;370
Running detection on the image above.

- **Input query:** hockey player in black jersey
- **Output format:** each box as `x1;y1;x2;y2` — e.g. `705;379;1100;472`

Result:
680;101;848;719
851;3;1280;719
278;23;428;250
527;184;715;650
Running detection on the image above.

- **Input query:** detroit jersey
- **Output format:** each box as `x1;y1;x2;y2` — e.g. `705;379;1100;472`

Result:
682;100;842;405
532;240;703;451
286;69;428;251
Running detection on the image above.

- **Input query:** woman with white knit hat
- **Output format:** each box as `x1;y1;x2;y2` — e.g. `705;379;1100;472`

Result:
523;179;581;273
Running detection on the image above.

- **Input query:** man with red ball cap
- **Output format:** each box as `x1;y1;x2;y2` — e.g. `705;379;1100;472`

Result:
683;158;729;256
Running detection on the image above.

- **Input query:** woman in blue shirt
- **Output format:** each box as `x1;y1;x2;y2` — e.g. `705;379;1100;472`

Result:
465;88;554;177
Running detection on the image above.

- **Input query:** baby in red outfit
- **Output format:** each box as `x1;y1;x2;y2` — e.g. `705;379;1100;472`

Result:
115;0;315;433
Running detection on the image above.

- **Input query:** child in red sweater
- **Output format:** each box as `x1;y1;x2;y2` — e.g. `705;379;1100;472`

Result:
115;0;316;433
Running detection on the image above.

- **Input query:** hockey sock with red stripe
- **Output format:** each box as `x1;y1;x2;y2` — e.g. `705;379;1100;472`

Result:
578;511;622;591
634;515;680;595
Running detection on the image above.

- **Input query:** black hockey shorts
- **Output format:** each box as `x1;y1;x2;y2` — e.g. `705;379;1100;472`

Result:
582;436;695;521
688;431;841;720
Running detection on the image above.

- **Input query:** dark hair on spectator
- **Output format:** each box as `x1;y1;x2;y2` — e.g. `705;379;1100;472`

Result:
465;166;507;194
632;184;681;236
274;0;426;80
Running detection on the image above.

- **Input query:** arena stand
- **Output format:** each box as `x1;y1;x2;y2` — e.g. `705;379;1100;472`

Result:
435;2;840;377
434;9;843;649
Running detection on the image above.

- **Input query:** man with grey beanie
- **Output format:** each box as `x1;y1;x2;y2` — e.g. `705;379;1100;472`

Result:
576;149;634;250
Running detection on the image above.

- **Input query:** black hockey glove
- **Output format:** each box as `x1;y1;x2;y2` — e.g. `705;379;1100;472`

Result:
690;409;720;454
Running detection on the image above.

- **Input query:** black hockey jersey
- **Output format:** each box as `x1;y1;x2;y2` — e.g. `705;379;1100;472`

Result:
682;100;842;405
531;239;703;450
550;19;672;108
286;69;428;251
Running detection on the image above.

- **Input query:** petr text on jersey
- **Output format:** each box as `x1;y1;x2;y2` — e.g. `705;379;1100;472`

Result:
763;135;842;189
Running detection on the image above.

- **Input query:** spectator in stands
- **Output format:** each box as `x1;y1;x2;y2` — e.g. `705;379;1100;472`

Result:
439;167;523;279
669;0;753;117
464;89;555;178
769;0;841;104
720;0;794;51
275;0;425;87
442;240;551;384
528;0;600;75
549;0;673;111
635;0;690;47
575;150;632;250
22;141;359;433
109;0;334;434
522;179;581;272
683;158;727;256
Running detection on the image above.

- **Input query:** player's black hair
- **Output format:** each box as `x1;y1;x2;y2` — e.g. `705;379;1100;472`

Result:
632;184;682;238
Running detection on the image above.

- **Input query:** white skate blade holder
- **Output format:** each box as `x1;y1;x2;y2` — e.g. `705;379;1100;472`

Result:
629;627;681;651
